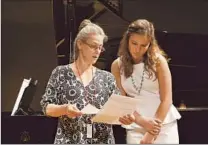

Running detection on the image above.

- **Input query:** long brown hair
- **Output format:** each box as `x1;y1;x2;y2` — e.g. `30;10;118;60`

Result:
118;19;169;79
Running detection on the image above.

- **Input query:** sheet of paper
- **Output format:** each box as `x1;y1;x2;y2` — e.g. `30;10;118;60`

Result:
11;78;31;116
92;94;140;124
81;104;100;114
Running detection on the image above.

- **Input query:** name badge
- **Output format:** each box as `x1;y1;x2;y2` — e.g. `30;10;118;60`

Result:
87;124;93;138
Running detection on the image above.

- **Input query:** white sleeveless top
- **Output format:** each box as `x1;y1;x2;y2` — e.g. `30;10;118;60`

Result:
118;58;181;129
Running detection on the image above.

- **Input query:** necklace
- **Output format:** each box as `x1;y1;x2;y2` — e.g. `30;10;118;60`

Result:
130;65;145;95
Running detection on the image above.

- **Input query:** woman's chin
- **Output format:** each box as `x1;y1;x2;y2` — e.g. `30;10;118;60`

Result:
132;56;143;63
92;58;98;64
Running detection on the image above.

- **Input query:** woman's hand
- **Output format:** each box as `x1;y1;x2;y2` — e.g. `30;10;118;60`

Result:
119;114;135;125
142;118;162;135
65;104;83;118
134;111;162;135
140;132;156;144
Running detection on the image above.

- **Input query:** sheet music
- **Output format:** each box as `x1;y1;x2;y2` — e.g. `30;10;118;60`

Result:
11;78;31;116
91;94;140;125
81;104;100;114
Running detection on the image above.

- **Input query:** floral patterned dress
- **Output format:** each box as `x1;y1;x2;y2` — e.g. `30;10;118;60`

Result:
40;64;120;144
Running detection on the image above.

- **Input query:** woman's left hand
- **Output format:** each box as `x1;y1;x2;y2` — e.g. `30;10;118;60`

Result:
119;114;135;125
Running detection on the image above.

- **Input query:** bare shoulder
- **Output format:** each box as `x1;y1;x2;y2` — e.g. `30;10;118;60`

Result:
156;53;168;63
111;57;120;73
155;53;171;76
155;53;169;68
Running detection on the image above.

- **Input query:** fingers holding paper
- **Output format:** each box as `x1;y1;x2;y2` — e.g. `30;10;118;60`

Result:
119;114;135;125
65;104;83;118
91;94;141;124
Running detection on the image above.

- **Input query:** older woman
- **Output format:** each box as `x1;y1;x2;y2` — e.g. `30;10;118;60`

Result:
41;19;119;144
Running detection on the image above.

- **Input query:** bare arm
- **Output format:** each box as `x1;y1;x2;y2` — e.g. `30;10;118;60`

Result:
111;58;126;96
154;54;173;122
45;104;67;117
140;54;172;143
46;104;82;118
111;58;137;125
40;66;82;118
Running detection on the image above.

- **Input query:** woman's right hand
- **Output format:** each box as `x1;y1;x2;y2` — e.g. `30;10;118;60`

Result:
134;111;162;135
65;104;83;118
142;118;162;135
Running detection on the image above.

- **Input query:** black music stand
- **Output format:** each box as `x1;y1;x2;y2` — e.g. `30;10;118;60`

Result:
11;78;38;116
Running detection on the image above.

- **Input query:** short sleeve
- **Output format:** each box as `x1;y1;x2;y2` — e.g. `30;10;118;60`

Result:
107;73;121;96
40;66;61;115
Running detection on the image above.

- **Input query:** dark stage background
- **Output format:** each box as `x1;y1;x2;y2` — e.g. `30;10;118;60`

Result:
1;0;208;144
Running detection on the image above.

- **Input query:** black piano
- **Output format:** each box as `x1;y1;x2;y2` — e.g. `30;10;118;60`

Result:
2;109;208;144
2;112;58;144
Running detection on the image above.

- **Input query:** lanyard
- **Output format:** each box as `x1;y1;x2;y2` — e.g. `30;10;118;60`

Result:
75;62;96;140
75;62;95;104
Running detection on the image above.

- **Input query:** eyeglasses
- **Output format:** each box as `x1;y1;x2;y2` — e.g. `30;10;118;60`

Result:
83;41;105;52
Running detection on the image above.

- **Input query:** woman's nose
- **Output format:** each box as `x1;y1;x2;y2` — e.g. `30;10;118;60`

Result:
135;46;141;52
94;48;101;54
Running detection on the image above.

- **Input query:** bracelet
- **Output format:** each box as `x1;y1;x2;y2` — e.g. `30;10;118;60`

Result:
154;117;162;124
147;130;156;136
